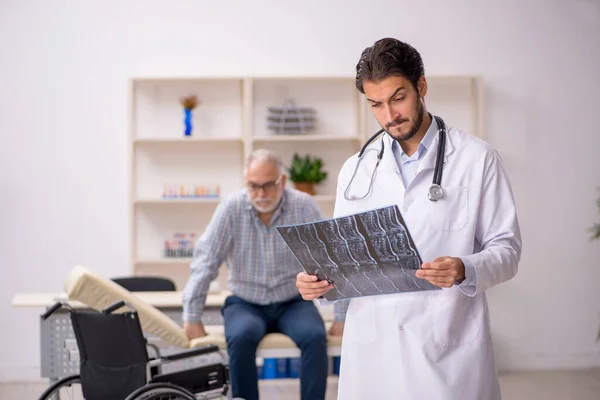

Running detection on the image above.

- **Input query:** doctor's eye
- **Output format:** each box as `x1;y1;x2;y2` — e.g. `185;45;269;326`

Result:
393;97;405;102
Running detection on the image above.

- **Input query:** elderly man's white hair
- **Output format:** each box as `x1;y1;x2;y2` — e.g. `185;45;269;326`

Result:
244;149;286;176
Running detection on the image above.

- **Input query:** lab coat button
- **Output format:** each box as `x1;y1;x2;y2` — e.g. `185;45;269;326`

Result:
403;206;408;212
400;326;404;331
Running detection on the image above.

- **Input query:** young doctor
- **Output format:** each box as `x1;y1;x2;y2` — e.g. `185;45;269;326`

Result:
296;38;522;399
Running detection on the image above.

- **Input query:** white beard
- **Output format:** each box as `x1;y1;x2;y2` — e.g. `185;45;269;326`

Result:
252;195;281;213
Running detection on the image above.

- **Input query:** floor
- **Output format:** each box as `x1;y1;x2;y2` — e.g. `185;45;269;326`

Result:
2;368;599;400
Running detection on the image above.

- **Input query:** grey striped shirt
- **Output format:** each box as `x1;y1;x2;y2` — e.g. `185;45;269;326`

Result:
182;187;348;323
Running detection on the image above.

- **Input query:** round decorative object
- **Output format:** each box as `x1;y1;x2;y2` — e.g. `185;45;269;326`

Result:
428;184;443;201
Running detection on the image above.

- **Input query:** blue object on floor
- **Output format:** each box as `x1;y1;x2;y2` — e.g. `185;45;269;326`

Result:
288;357;301;378
333;356;341;375
276;358;288;378
263;358;278;379
257;363;264;380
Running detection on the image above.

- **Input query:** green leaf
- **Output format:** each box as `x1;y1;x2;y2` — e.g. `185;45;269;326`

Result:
286;153;327;183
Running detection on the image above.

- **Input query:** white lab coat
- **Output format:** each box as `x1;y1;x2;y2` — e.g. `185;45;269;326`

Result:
335;125;521;400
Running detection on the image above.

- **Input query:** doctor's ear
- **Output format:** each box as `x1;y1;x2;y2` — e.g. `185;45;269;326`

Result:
416;76;428;98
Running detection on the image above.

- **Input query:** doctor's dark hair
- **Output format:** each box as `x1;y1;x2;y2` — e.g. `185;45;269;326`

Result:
355;38;425;94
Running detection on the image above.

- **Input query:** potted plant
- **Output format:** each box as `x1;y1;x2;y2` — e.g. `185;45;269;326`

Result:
287;153;327;195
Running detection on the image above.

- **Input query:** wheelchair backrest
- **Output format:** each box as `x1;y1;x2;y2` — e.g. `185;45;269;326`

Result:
70;309;149;400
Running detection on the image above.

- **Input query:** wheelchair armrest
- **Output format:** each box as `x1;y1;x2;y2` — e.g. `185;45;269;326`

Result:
146;342;161;358
161;344;220;362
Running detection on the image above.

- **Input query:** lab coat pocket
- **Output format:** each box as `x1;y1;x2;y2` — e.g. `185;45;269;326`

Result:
431;291;480;348
432;185;469;231
344;297;377;344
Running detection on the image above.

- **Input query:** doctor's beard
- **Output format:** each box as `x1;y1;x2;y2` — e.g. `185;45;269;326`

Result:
385;98;425;142
252;194;282;214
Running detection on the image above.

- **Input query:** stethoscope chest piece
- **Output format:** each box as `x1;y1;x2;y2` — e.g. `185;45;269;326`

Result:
428;184;443;201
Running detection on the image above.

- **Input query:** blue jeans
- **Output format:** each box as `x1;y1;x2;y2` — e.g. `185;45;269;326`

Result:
221;295;328;400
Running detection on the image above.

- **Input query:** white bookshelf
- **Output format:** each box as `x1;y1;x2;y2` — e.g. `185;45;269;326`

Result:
135;258;193;267
129;75;483;288
134;137;243;145
134;198;221;205
251;135;361;143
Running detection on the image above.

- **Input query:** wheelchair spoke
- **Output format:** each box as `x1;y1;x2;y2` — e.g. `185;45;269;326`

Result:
38;375;83;400
55;382;83;400
124;382;197;400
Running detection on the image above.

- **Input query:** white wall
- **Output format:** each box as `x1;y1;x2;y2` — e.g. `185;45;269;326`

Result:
1;0;600;381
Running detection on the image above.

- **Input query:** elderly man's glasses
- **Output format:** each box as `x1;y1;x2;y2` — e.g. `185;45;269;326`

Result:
247;176;282;193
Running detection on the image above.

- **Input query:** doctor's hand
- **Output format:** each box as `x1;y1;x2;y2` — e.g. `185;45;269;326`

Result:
328;321;345;336
415;257;465;288
296;272;334;300
184;322;208;339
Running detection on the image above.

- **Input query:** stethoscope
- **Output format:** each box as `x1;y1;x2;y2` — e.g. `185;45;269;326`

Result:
343;114;447;202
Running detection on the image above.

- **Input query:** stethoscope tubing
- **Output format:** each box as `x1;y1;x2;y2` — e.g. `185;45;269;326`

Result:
345;114;446;202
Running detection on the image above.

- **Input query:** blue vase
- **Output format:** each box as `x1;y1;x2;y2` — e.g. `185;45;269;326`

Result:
184;109;193;136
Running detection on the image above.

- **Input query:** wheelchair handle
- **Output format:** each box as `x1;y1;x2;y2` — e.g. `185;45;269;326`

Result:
102;300;125;314
41;301;63;320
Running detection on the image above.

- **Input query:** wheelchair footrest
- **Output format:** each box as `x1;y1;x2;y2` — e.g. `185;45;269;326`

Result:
152;363;229;394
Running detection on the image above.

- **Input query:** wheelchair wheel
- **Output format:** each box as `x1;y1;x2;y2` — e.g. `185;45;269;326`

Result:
124;382;197;400
37;374;82;400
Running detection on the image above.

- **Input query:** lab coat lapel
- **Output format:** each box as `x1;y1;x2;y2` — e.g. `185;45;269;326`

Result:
379;133;401;174
415;127;455;178
373;134;406;199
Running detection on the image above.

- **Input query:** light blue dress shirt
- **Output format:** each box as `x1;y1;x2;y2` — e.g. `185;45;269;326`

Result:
391;117;477;289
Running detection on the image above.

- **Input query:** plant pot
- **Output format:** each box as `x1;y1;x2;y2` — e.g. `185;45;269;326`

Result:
293;182;316;195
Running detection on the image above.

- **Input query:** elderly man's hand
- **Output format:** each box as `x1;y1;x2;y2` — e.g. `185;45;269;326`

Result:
328;321;344;336
184;322;208;339
415;256;465;288
296;272;334;300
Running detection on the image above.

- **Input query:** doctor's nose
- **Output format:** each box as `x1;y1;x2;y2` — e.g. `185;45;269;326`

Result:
385;111;403;129
382;105;400;126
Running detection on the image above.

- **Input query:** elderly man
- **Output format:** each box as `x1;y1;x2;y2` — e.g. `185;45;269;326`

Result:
182;149;345;400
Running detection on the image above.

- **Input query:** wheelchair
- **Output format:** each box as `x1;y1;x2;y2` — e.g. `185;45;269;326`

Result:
37;299;230;400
